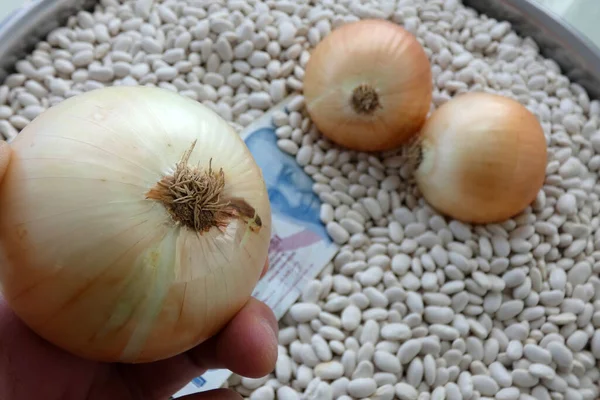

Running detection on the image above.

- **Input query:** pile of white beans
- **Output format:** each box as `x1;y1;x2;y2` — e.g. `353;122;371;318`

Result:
2;0;600;399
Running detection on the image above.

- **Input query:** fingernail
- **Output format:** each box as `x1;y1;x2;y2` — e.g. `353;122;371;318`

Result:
258;318;278;372
259;313;279;366
259;316;278;344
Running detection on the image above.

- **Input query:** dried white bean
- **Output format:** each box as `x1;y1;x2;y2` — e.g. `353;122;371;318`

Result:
289;303;320;323
346;378;376;398
395;383;418;400
471;375;499;396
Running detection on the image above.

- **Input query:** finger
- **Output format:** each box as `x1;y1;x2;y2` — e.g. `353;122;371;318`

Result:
118;298;277;399
188;297;278;378
0;296;102;400
0;141;11;182
177;388;243;400
260;259;269;278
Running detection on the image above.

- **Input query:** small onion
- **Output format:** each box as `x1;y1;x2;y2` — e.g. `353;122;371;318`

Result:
414;92;548;224
0;86;271;363
303;19;432;152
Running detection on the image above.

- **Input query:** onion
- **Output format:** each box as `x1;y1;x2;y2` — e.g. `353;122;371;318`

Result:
0;86;271;363
303;19;432;152
414;92;548;224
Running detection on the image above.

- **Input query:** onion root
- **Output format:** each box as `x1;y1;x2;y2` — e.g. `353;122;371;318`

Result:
146;140;262;234
351;84;381;115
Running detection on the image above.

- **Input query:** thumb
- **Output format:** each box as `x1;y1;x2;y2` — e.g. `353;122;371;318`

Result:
0;141;11;182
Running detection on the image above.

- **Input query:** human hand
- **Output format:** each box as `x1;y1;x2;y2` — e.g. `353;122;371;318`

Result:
0;141;278;400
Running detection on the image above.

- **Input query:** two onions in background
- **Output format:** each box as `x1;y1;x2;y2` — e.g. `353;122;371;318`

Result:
304;19;548;225
0;18;546;364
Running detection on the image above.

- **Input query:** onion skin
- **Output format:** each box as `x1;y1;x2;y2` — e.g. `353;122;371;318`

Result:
0;86;271;363
303;19;432;152
415;92;548;224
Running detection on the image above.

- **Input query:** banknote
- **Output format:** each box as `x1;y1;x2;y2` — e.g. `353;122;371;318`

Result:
172;96;339;397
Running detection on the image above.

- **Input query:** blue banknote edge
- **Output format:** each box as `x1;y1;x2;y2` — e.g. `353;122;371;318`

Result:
172;96;339;397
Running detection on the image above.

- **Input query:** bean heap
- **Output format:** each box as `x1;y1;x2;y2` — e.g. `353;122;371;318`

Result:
2;0;600;399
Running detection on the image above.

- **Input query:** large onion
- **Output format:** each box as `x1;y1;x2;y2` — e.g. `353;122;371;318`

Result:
0;86;271;363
